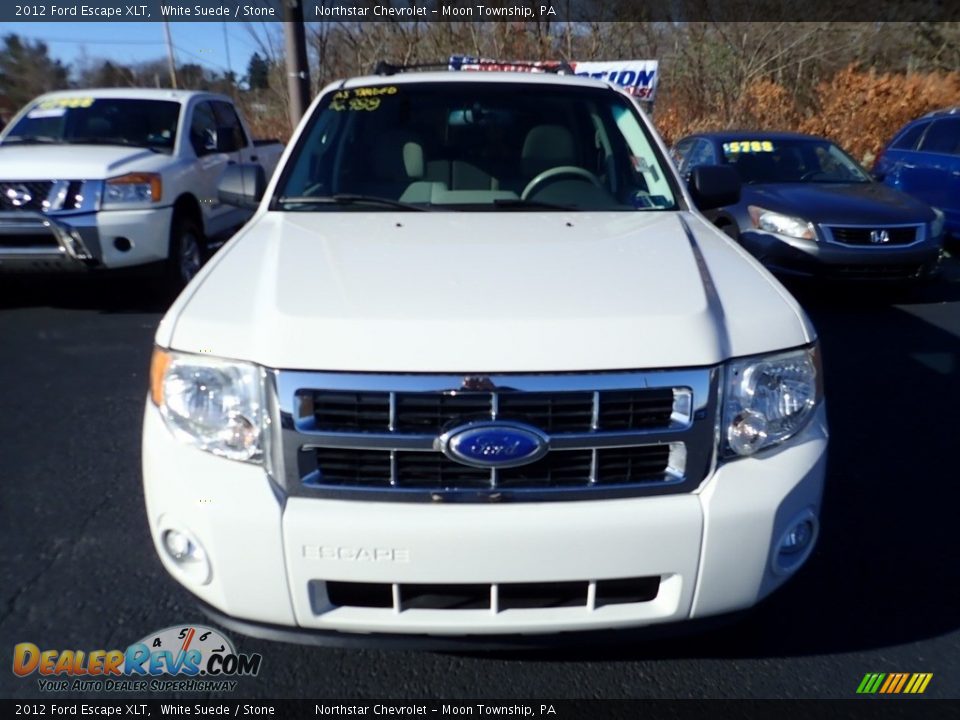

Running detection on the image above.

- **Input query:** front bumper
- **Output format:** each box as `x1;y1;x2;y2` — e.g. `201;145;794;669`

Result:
142;402;828;643
739;229;942;280
0;207;173;272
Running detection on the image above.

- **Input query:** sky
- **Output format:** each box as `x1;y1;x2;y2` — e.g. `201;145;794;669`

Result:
0;22;273;81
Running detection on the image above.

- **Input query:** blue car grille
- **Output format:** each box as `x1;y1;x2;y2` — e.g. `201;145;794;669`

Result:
827;225;918;246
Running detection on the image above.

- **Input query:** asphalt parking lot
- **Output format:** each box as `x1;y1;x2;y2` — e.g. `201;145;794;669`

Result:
2;259;959;700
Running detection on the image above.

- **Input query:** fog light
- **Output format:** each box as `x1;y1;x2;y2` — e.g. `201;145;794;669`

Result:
160;527;211;585
773;511;818;574
780;521;814;555
163;529;201;562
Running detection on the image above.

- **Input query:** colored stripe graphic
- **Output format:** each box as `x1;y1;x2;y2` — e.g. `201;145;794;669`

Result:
857;672;932;694
857;673;883;693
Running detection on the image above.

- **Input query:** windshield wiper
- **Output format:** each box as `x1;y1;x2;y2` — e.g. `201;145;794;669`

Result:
1;135;61;145
492;198;577;210
276;194;428;211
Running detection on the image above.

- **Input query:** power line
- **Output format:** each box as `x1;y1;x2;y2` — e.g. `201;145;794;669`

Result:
172;44;232;74
17;35;168;46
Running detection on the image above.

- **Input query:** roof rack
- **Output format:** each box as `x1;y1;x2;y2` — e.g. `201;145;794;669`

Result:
373;61;450;76
373;57;577;76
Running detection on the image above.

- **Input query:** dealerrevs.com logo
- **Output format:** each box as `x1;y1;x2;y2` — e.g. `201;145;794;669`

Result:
13;625;262;693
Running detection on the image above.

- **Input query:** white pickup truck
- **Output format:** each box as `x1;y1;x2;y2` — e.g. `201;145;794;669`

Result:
0;88;282;288
143;68;828;647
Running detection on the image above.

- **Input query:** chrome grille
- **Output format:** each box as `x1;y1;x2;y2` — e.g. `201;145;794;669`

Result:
0;180;89;213
302;445;675;490
0;181;53;211
823;224;923;247
307;387;675;435
271;369;717;502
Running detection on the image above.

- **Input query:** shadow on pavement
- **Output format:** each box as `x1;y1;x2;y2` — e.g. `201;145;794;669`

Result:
467;263;960;662
0;272;173;314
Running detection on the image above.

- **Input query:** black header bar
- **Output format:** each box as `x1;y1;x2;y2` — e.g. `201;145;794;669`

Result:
2;0;960;22
1;700;955;719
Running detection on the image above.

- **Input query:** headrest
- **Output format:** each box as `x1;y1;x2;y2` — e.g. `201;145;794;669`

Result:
522;124;577;177
371;131;425;180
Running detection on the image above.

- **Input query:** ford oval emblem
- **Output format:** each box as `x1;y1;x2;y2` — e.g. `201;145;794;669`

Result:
441;422;549;469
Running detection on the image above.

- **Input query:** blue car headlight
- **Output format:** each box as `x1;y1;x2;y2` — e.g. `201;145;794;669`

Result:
748;205;816;241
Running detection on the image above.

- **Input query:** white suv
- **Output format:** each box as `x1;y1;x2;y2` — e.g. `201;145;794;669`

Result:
143;69;828;647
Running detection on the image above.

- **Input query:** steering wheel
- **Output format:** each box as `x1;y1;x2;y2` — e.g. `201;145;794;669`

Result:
521;166;602;200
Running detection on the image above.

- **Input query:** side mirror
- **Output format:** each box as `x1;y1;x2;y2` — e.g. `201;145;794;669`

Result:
217;163;266;209
688;165;741;210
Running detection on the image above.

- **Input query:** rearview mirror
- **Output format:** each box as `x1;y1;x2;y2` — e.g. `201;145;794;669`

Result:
217;163;266;209
688;165;741;210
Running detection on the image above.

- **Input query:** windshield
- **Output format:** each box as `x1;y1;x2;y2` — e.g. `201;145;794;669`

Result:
276;82;678;211
720;137;871;184
3;97;181;153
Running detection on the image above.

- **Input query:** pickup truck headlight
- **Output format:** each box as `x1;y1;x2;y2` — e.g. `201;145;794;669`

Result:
104;173;162;205
149;348;264;463
722;345;822;458
748;206;816;240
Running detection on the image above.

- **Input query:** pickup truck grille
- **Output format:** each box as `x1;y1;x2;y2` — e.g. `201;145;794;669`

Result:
272;369;717;502
0;181;54;212
0;180;85;213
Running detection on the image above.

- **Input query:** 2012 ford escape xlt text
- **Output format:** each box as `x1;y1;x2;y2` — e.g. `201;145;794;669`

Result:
142;67;828;647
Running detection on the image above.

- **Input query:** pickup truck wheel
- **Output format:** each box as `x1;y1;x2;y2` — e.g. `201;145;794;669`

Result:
168;217;205;290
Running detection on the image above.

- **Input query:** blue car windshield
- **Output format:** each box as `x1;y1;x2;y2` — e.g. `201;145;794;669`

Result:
275;81;678;211
720;138;871;184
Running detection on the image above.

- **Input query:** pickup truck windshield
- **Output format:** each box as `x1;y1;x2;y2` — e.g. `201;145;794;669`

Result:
277;82;677;211
721;137;872;185
3;98;180;154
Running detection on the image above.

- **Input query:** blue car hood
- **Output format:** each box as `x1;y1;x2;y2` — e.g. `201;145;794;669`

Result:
745;182;935;225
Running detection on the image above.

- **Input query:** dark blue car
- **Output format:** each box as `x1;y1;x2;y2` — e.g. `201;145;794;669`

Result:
874;108;960;241
673;131;945;280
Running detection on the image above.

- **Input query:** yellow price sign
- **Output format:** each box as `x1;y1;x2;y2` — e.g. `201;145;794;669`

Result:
37;97;95;110
723;140;774;154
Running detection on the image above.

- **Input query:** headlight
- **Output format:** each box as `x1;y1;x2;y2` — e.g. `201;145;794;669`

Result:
748;206;816;240
149;348;264;463
931;208;945;239
104;173;162;205
722;345;822;458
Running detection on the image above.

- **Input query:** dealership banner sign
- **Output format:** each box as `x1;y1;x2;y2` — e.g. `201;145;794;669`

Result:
449;56;660;101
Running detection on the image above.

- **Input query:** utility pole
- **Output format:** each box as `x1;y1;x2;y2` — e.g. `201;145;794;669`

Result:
163;21;178;89
282;0;311;130
222;21;235;98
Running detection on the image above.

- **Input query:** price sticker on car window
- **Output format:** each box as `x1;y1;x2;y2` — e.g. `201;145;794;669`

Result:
329;86;396;112
723;140;774;154
35;97;95;110
27;108;67;119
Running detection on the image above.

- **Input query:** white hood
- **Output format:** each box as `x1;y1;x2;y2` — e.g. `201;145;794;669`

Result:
0;144;166;179
164;211;814;372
